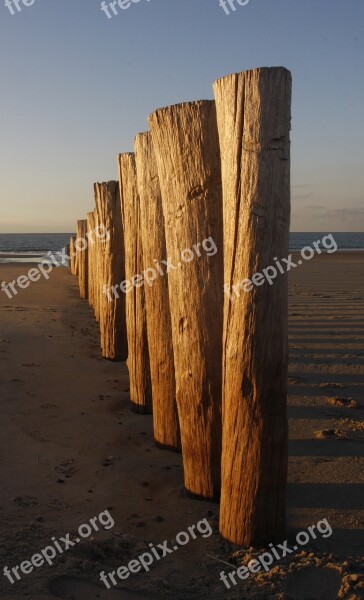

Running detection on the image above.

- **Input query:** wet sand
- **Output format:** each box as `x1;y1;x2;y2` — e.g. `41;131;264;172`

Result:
0;254;363;599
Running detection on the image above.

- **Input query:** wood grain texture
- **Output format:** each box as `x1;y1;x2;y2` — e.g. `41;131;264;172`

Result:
118;153;152;413
134;131;180;450
148;101;223;499
86;212;96;310
213;67;291;546
69;236;77;275
94;181;128;361
91;192;102;323
76;219;88;300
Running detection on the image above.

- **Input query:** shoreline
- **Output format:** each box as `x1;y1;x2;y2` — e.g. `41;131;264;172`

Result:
0;248;364;267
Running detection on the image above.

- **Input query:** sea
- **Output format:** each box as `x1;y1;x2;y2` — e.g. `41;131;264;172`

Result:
0;233;74;264
0;232;363;264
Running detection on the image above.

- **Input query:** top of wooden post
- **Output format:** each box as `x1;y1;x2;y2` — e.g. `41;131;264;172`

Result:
213;66;291;86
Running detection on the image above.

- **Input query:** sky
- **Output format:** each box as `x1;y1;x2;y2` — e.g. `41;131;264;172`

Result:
0;0;363;233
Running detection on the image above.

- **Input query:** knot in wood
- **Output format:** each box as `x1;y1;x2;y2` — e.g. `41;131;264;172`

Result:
187;185;207;203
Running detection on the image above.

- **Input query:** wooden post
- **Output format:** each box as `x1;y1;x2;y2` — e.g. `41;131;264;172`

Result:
148;101;223;499
94;181;128;361
76;219;88;299
213;67;292;546
69;236;77;275
91;193;101;323
134;132;180;450
118;153;152;413
86;212;96;309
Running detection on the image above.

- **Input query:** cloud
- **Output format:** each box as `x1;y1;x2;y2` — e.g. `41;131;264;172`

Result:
292;184;316;201
301;205;364;221
292;184;312;188
304;205;325;209
292;191;315;200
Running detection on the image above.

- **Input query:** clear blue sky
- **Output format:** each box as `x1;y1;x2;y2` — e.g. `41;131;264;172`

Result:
0;0;363;232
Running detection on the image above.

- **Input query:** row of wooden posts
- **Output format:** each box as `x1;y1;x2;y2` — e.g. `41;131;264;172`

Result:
69;67;292;548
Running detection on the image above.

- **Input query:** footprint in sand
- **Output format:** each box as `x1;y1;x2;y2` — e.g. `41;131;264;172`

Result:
13;495;38;507
288;376;305;384
314;429;349;441
55;459;76;477
48;576;157;600
327;397;357;409
319;382;345;389
285;566;342;599
339;418;364;433
101;456;115;467
26;430;50;443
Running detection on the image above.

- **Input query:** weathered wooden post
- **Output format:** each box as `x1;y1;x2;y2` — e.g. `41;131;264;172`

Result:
213;67;291;546
86;212;96;309
148;101;223;499
134;132;180;450
118;153;152;412
76;219;88;299
69;236;77;275
94;181;128;361
87;209;101;321
91;192;102;323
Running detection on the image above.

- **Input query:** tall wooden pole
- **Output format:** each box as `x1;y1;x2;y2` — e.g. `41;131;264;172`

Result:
134;132;180;450
92;190;102;323
86;212;96;309
213;67;292;546
69;236;77;275
118;153;152;413
76;219;88;300
148;101;223;499
94;181;128;361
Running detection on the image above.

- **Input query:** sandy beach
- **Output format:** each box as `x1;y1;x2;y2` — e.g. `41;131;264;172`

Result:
0;253;363;600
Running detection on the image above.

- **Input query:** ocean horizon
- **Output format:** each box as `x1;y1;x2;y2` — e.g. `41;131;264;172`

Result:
0;232;363;264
